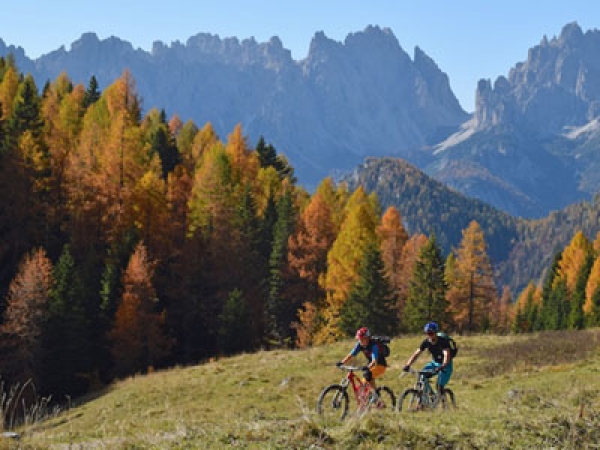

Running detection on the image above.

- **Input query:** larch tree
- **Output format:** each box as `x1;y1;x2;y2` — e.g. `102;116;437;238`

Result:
556;231;593;298
0;248;53;385
584;255;600;324
109;242;172;376
512;281;541;333
287;192;336;347
446;220;497;333
316;186;380;343
377;206;409;303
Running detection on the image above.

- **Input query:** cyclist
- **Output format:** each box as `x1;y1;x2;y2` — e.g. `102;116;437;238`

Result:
403;321;453;394
337;327;387;401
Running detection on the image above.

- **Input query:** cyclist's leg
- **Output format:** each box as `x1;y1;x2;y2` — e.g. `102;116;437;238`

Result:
437;361;453;393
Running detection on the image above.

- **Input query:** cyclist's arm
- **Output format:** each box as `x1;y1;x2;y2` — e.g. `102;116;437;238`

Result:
440;349;450;370
340;342;361;365
367;344;379;369
405;348;423;367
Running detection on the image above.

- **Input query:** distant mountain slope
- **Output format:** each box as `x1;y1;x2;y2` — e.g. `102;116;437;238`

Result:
344;157;519;262
348;157;600;295
425;23;600;217
0;27;468;189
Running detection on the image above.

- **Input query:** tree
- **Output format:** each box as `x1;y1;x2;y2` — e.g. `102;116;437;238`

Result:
377;207;408;303
288;193;336;347
316;187;380;343
584;256;600;325
83;75;101;108
340;243;396;336
568;251;594;330
403;234;448;332
41;244;92;397
446;220;497;333
538;251;563;330
218;289;253;355
109;243;172;376
396;233;428;318
512;281;541;333
557;231;592;298
0;248;53;385
265;189;296;345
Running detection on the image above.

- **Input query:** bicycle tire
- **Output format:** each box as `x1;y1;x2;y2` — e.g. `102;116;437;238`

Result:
439;388;456;410
374;386;396;411
317;384;349;420
398;388;423;412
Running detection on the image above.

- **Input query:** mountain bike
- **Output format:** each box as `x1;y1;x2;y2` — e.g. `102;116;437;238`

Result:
398;368;456;412
317;365;396;420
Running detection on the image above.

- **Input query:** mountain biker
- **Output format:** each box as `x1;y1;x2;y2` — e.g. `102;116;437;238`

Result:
403;321;453;394
337;327;387;400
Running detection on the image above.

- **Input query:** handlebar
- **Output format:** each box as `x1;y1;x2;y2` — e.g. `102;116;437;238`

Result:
401;368;437;378
336;364;367;372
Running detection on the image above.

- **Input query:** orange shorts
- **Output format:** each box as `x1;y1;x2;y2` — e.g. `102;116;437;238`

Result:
370;364;386;379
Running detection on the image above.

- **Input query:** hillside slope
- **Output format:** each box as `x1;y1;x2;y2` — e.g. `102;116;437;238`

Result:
10;330;600;449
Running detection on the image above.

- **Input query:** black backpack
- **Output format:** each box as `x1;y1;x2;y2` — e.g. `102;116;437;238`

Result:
437;332;458;358
371;336;391;358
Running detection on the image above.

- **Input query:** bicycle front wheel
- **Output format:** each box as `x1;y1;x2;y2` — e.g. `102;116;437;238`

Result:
317;384;349;420
374;386;396;411
398;388;423;412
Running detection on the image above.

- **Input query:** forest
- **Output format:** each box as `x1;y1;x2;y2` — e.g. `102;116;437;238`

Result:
0;55;599;401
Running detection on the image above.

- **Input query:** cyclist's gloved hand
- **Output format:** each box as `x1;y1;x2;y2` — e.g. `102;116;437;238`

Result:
361;366;370;372
403;365;410;372
433;366;442;374
336;361;343;368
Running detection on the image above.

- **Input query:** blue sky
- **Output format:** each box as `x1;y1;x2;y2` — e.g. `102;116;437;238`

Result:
4;1;600;111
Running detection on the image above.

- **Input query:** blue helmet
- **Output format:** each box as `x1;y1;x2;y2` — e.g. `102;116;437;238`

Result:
423;322;439;333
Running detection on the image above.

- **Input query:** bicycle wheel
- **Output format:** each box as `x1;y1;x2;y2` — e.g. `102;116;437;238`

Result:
398;388;423;412
317;384;349;420
373;386;396;411
439;388;456;410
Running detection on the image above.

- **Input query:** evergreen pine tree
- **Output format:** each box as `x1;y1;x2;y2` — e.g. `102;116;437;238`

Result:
42;244;92;397
218;289;254;355
403;234;448;332
83;75;101;108
265;190;296;345
340;243;397;337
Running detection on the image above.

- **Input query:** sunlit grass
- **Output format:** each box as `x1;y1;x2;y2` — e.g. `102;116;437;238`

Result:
8;330;600;449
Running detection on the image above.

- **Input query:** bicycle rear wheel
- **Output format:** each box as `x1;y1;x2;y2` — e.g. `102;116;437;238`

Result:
373;386;396;411
317;384;349;420
439;388;456;410
398;388;423;412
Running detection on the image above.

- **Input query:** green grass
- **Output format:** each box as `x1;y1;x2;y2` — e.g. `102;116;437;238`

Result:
4;330;600;449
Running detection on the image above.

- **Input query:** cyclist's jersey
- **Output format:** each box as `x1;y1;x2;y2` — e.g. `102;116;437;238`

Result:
420;336;451;364
350;341;387;366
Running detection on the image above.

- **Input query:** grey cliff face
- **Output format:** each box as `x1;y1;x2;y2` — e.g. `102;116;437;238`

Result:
0;26;467;189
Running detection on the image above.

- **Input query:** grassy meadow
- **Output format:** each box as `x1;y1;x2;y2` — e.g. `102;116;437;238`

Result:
3;330;600;449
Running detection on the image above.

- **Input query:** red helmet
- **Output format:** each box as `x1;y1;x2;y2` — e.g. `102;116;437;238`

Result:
355;327;370;340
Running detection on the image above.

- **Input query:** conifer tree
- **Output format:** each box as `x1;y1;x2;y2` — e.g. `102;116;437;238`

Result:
0;248;53;385
584;255;600;322
377;206;408;303
446;220;496;332
317;187;379;343
340;242;396;336
403;234;448;332
42;244;92;396
218;289;253;355
568;251;594;330
538;251;562;329
109;242;172;376
83;75;101;108
265;189;296;345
